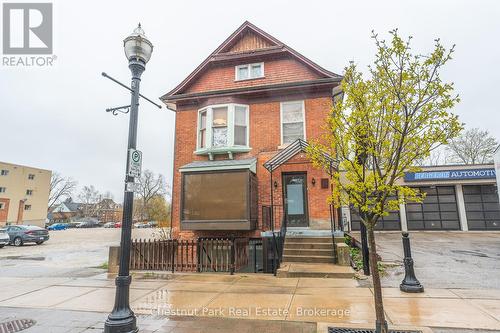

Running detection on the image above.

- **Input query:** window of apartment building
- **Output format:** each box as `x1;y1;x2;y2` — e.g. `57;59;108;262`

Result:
24;204;32;211
0;187;6;193
26;189;33;196
235;63;264;81
281;101;305;145
197;104;249;151
0;170;8;176
28;174;35;180
0;203;4;209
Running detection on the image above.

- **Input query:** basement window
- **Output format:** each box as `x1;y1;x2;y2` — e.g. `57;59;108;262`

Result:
235;62;264;81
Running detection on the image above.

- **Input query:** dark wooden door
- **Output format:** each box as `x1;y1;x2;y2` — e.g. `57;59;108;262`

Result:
283;173;309;227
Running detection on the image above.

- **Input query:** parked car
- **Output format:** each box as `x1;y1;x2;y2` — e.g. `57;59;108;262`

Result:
114;222;122;228
47;223;68;231
147;221;158;228
0;228;10;248
133;222;148;228
5;225;49;246
103;222;115;228
74;218;100;228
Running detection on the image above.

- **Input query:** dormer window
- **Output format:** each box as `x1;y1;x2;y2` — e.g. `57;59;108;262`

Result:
235;63;264;81
197;104;251;159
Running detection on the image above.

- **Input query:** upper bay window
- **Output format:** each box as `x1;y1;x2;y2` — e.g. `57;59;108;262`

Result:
281;100;306;145
235;62;264;81
197;104;250;159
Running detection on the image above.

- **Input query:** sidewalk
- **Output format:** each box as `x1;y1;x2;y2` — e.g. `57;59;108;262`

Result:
1;273;500;332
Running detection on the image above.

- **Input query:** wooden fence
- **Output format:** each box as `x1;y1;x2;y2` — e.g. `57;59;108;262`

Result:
130;238;249;274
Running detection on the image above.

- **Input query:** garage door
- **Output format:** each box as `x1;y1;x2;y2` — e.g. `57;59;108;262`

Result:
463;185;500;230
406;186;460;230
350;206;401;231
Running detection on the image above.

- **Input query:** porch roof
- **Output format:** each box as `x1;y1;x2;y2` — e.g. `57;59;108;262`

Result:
263;139;338;173
179;158;257;173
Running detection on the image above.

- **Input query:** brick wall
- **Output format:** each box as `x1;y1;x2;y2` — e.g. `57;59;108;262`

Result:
183;56;322;94
171;96;335;239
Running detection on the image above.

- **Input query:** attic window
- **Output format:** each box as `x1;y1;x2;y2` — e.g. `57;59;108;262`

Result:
235;63;264;81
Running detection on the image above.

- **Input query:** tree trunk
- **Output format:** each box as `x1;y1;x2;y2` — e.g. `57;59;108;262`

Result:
367;225;388;333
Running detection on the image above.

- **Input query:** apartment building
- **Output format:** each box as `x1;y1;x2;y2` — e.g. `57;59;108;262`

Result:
0;161;51;227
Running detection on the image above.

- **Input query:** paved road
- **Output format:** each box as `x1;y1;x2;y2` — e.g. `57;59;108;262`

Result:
0;228;156;278
372;231;500;289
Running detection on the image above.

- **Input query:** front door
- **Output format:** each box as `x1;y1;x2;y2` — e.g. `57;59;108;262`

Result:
283;173;309;227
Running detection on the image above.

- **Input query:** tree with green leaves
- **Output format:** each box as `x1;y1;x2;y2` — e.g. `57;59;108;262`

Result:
307;30;461;332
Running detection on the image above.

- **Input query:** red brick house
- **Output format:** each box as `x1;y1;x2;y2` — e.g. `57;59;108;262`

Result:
161;22;342;252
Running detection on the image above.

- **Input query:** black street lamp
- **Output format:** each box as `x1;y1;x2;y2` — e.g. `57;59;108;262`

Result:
104;24;154;333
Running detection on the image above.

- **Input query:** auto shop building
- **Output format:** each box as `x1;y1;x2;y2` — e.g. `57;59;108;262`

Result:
347;164;500;231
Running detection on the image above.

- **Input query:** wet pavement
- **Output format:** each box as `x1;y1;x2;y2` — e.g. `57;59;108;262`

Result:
366;231;500;289
2;230;500;331
0;228;155;278
0;307;318;333
0;273;500;331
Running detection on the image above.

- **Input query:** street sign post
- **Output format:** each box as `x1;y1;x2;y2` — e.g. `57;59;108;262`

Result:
128;149;142;178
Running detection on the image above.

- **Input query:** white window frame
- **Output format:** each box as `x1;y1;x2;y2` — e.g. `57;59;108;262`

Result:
280;100;306;146
24;204;32;211
26;189;33;196
0;170;8;176
0;203;4;209
198;109;208;149
28;174;35;180
235;62;264;81
0;187;6;193
196;104;250;151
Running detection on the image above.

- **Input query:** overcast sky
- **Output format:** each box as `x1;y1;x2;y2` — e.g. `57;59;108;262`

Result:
1;0;499;201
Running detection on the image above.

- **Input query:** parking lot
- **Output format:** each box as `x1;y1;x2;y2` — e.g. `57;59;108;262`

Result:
374;231;500;289
0;228;156;278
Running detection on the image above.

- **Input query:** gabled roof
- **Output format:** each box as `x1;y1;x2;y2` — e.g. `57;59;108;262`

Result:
263;139;338;172
160;21;341;103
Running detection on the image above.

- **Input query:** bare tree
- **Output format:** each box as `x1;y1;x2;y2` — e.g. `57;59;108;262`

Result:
414;147;451;166
136;170;169;221
447;127;499;164
48;172;77;210
78;185;102;217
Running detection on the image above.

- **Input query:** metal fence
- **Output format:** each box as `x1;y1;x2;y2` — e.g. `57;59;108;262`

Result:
130;237;249;274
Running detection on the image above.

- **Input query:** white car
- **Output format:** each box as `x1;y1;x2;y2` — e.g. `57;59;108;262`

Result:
0;228;10;248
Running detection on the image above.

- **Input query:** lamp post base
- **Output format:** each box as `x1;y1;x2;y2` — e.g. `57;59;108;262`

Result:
104;314;138;333
400;282;424;293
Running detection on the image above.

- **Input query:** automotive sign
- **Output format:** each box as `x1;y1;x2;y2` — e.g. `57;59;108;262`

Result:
404;168;496;182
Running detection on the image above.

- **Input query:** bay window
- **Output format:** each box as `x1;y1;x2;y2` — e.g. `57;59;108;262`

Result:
281;100;305;145
197;104;250;157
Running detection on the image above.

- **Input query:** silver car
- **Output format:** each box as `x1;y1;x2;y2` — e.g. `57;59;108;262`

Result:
0;228;9;248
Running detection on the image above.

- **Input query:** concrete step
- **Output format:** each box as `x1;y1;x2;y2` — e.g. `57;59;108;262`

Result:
282;255;334;264
276;262;355;278
283;248;334;256
284;242;333;250
285;237;343;244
